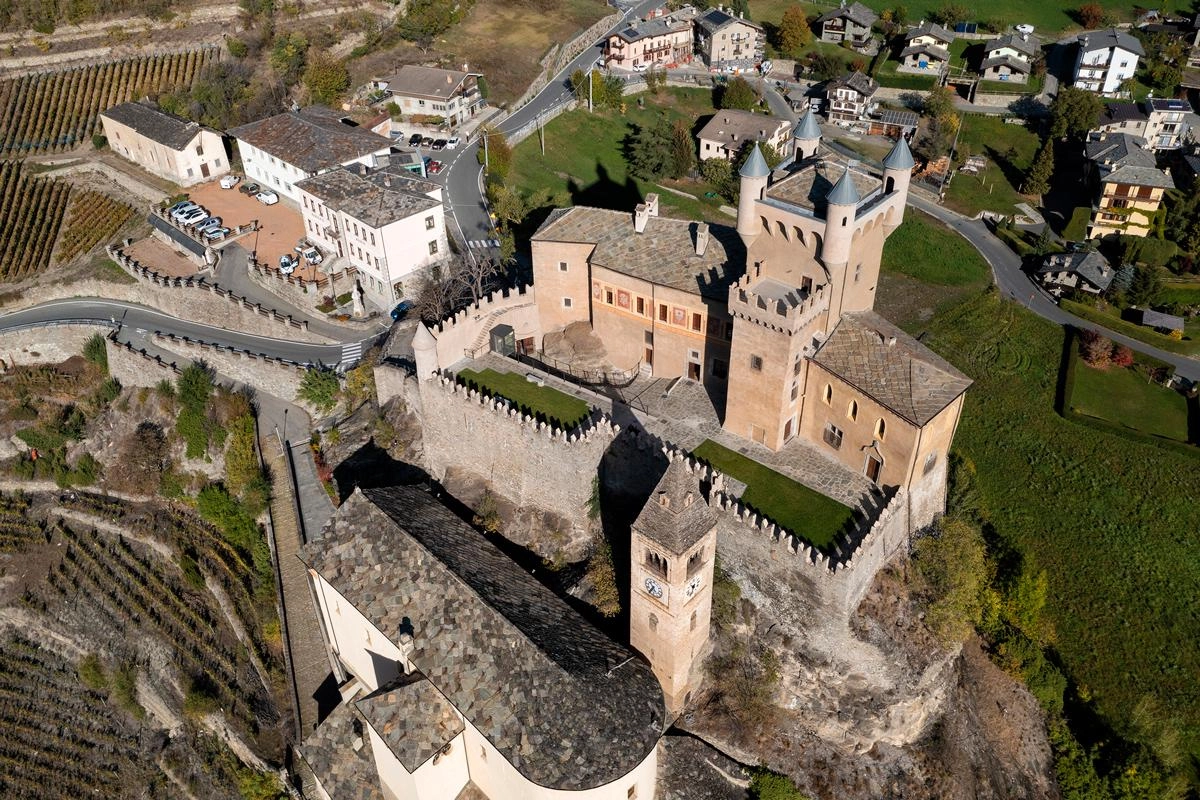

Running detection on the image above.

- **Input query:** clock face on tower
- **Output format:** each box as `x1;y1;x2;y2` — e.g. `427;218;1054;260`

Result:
685;575;702;598
644;577;664;599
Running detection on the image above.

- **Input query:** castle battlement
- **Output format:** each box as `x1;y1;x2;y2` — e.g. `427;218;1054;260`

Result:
433;284;534;335
727;273;829;334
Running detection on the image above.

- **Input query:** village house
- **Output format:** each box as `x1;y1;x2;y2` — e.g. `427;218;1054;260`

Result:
694;7;763;68
99;101;228;187
1093;98;1194;150
1073;28;1144;95
604;8;697;70
696;109;791;161
816;1;877;47
1084;132;1175;238
229;106;394;202
370;65;484;128
825;71;878;122
980;32;1039;83
899;21;954;73
294;158;447;310
1035;249;1115;296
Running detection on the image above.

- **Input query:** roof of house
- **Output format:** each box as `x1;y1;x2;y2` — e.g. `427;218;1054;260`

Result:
1149;97;1193;113
813;311;972;426
229;106;393;174
1085;132;1175;188
905;20;954;44
826;71;878;97
613;13;693;43
300;486;665;791
532;207;744;300
353;672;464;773
875;108;920;130
696;7;762;34
298;704;385;800
294;160;440;229
1097;102;1147;126
900;42;951;60
817;1;877;28
1140;309;1185;330
100;101;211;150
981;54;1032;73
1036;249;1114;290
380;65;477;100
984;33;1039;58
658;735;751;800
1077;28;1145;56
697;109;791;149
633;461;718;555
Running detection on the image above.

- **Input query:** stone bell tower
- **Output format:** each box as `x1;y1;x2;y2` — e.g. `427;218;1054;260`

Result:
628;460;718;716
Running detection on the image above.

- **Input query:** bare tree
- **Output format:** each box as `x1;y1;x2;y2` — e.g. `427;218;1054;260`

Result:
413;267;459;324
451;255;501;304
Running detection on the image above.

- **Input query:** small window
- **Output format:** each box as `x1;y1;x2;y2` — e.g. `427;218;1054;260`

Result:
793;357;802;376
847;400;858;421
636;297;645;315
875;418;886;440
923;451;938;475
628;786;638;800
186;167;193;177
370;232;376;246
605;289;614;305
648;613;658;632
558;260;567;271
658;304;668;322
426;215;435;230
823;384;832;405
790;383;798;401
750;354;763;371
854;264;861;283
563;297;573;308
429;240;438;255
823;423;843;450
690;610;698;631
644;330;653;345
691;313;702;332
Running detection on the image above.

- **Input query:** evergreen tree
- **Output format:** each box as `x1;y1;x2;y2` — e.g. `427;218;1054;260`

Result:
1128;264;1166;307
628;117;675;180
669;119;695;178
1050;86;1103;142
1024;142;1055;196
718;76;758;110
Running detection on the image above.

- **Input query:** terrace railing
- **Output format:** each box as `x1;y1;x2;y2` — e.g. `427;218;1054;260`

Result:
506;349;641;389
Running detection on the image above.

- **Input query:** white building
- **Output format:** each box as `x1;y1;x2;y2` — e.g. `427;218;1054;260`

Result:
229;106;394;202
696;109;792;161
1073;28;1145;95
295;159;448;310
99;102;228;187
371;65;484;128
298;485;664;800
1093;97;1194;150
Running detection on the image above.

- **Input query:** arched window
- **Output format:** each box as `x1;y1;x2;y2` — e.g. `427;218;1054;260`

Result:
823;384;832;405
842;215;848;227
875;418;886;440
885;176;895;193
776;220;787;239
847;400;858;421
761;216;770;231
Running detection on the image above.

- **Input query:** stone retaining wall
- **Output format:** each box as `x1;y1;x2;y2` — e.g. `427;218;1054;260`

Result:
427;284;539;367
0;324;106;367
509;12;622;111
105;338;183;389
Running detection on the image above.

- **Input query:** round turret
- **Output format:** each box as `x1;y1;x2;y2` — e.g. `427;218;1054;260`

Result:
792;110;822;160
822;165;859;268
881;136;914;228
412;322;438;381
736;142;770;240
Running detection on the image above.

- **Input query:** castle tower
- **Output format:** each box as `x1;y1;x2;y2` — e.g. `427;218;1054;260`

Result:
736;142;770;243
881;136;915;230
629;461;718;716
412;322;438;381
793;109;822;161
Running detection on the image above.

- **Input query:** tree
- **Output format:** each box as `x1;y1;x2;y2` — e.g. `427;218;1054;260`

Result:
451;255;501;304
735;140;782;171
414;266;459;323
269;33;308;84
299;368;340;412
644;66;667;94
1024;142;1055;196
1049;86;1102;142
805;51;845;80
749;769;811;800
930;2;968;28
1078;329;1113;367
628;116;676;179
303;51;349;105
777;5;812;56
700;156;736;199
1076;3;1104;29
717;76;758;110
914;515;989;644
1128;264;1166;307
476;125;513;179
669;118;695;177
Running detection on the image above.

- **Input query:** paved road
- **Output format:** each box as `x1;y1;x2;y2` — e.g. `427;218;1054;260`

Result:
910;195;1200;381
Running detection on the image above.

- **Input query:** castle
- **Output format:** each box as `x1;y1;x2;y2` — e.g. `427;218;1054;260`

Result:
296;115;972;800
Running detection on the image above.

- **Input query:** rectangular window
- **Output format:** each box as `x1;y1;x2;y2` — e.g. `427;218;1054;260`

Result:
658;304;668;322
370;232;376;246
186;167;193;177
429;240;438;255
628;785;637;800
750;355;763;371
636;297;645;314
644;330;653;345
691;313;702;332
823;423;843;450
790;383;799;401
426;216;435;230
563;297;573;308
559;261;568;271
605;289;614;305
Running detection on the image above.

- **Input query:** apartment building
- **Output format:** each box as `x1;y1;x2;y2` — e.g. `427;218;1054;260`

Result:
1073;28;1144;95
1084;132;1175;238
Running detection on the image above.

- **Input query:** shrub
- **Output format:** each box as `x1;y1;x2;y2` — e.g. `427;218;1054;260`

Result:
91;134;107;149
179;551;206;590
82;333;108;372
1078;329;1113;367
586;536;621;618
94;377;121;406
227;38;249;58
913;515;989;644
749;769;810;800
111;662;144;719
299;368;340;412
711;558;741;629
78;653;108;690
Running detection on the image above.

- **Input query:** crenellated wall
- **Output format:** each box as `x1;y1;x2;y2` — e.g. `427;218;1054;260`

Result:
426;285;540;370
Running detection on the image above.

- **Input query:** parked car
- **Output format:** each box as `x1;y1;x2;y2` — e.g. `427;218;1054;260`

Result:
409;133;423;146
431;139;446;151
256;190;279;205
195;216;222;232
239;182;260;195
178;207;208;225
428;160;443;175
219;174;241;189
595;57;606;69
632;62;647;72
390;300;413;321
421;136;434;147
294;242;323;265
203;226;230;241
445;136;460;149
169;201;199;220
279;253;298;274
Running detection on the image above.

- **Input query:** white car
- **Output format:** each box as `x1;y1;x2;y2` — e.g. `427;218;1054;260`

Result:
445;136;460;149
219;174;241;189
169;201;199;220
256;190;280;205
632;62;647;72
178;207;208;225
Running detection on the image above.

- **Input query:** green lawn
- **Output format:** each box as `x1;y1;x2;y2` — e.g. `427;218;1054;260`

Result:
920;289;1200;761
456;367;591;429
872;56;938;90
1061;298;1200;357
509;88;734;223
943;114;1041;217
1069;357;1191;442
882;209;992;286
1062;206;1091;241
692;440;856;549
752;0;1136;34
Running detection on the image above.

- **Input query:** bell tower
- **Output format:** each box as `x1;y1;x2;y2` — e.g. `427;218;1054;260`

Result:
628;460;718;716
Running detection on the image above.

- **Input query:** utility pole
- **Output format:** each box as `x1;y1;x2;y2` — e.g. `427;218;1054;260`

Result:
483;133;489;171
589;67;594;112
538;112;545;157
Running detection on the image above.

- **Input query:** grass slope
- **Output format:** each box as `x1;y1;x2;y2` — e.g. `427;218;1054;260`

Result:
748;0;1137;34
882;208;992;286
1069;358;1191;442
457;367;590;429
944;115;1041;217
692;440;856;549
919;289;1200;757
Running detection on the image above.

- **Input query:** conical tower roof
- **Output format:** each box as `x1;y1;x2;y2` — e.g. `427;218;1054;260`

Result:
882;136;915;170
633;460;717;556
826;165;860;206
739;142;770;178
793;110;821;141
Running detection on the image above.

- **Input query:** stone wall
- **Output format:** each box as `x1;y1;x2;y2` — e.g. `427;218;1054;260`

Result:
246;258;360;312
0;324;106;367
427;285;540;369
509;11;622;111
105;338;183;388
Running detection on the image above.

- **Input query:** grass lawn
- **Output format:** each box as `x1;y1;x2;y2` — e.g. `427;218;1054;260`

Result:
1069;357;1191;442
692;440;856;549
872;56;938;90
456;367;591;429
943;114;1041;217
1061;298;1200;357
882;209;992;286
920;288;1200;763
751;0;1137;33
1062;206;1091;241
509;88;735;223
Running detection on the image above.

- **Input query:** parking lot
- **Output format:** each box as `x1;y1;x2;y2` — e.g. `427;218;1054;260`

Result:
185;180;315;280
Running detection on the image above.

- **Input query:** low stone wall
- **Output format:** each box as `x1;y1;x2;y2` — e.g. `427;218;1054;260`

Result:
43;162;168;207
427;284;539;368
972;91;1026;107
246;258;359;313
0;324;107;367
105;338;183;388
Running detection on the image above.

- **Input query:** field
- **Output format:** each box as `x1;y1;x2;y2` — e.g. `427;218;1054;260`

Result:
438;0;610;104
457;366;591;428
1061;298;1200;356
0;160;70;280
509;88;731;223
1068;356;1192;443
918;289;1200;763
0;47;220;156
943;114;1042;217
692;440;856;549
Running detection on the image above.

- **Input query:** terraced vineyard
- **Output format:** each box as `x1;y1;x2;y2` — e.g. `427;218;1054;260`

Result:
54;189;135;264
0;491;40;552
0;160;70;279
0;47;220;156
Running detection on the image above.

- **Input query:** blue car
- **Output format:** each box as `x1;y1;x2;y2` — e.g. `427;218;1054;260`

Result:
391;300;413;321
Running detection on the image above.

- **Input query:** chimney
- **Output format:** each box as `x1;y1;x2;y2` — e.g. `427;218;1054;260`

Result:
446;74;453;84
634;203;650;233
645;192;660;217
359;162;368;176
695;222;710;256
398;632;415;674
384;174;392;187
887;336;897;347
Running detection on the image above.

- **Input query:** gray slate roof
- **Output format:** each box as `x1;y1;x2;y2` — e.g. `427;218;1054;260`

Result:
614;13;693;43
354;671;464;772
301;486;664;791
658;735;750;800
1086;132;1175;188
827;71;878;98
817;1;877;28
1078;28;1145;56
229;106;393;174
813;311;972;426
634;461;718;555
905;20;954;44
984;33;1039;58
981;54;1032;73
381;65;476;100
827;165;861;205
1037;249;1114;291
794;109;822;140
739;141;771;177
1140;309;1185;330
532;207;745;300
295;161;440;229
697;109;791;151
765;150;882;215
297;704;384;800
900;42;950;61
101;101;209;150
882;135;915;169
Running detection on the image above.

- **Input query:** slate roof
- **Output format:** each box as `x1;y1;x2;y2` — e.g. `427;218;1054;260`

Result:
300;486;665;791
229;106;393;174
1140;309;1186;330
827;165;861;205
827;71;878;97
981;54;1032;73
634;461;718;555
794;109;822;140
882;134;915;169
764;151;881;215
381;65;477;100
905;20;954;45
1078;28;1145;56
697;110;791;150
817;1;877;28
1037;249;1115;291
696;8;762;34
984;33;1039;58
532;207;745;300
295;161;440;229
297;703;385;800
1086;133;1175;188
739;142;770;177
354;671;464;772
101;102;210;150
813;311;972;426
900;42;950;61
1097;102;1147;127
658;735;750;800
613;13;693;43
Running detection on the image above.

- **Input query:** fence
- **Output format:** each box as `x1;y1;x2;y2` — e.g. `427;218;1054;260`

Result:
507;349;641;388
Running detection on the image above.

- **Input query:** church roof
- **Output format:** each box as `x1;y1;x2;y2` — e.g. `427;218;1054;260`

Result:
813;311;972;426
826;165;861;205
739;142;771;177
633;461;718;556
353;672;464;772
882;135;915;170
297;704;385;800
300;486;665;791
794;109;822;140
